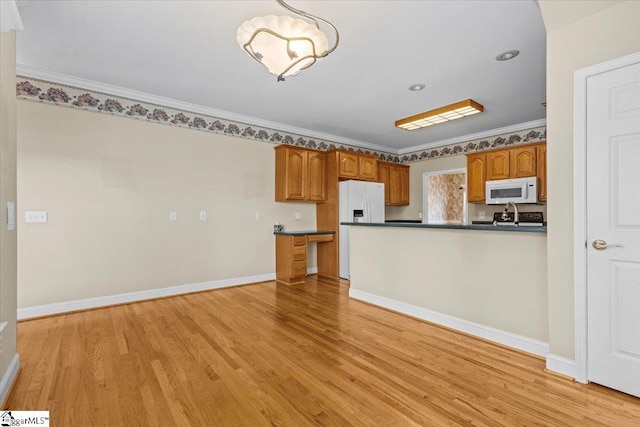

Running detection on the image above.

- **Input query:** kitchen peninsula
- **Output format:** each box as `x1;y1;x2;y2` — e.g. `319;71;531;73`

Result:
343;222;548;356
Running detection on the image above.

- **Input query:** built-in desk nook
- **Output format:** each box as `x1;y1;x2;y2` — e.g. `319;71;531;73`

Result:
274;230;335;284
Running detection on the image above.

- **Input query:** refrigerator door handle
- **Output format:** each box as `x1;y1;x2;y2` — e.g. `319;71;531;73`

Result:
364;196;369;222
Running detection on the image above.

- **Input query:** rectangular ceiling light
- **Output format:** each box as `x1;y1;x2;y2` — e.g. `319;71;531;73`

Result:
395;99;484;131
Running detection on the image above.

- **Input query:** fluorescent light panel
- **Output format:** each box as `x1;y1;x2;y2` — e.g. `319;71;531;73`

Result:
395;99;484;131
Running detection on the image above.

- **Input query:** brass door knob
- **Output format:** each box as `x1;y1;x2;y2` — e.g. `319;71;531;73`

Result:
592;239;623;251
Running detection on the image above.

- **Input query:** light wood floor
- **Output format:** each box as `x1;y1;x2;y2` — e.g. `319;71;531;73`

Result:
5;276;640;426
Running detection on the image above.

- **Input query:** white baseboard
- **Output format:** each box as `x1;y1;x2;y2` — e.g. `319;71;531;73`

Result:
17;273;276;320
349;289;550;358
546;354;577;379
0;353;20;406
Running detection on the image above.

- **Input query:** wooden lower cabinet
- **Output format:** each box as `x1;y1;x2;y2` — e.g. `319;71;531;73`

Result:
275;233;335;284
276;235;308;285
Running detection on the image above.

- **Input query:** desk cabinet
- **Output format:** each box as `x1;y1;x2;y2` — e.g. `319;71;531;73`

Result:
275;232;335;285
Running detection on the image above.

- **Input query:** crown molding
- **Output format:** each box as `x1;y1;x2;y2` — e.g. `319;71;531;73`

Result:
16;64;392;154
397;119;547;155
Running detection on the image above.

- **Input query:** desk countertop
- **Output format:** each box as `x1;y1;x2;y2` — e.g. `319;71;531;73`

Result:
273;230;336;236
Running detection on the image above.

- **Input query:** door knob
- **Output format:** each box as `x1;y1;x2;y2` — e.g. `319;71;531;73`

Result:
592;239;624;251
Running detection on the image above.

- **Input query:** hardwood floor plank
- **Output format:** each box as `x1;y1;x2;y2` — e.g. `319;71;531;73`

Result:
4;277;640;426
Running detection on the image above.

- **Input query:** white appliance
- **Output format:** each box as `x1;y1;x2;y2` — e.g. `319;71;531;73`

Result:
339;180;385;279
485;177;537;205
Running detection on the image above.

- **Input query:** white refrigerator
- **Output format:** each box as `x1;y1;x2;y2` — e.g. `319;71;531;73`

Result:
339;180;385;279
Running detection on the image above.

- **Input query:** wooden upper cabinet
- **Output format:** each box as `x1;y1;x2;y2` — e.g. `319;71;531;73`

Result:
333;149;379;181
274;145;325;202
487;151;510;180
280;148;306;200
536;143;547;201
307;151;326;201
510;146;537;178
338;151;359;178
466;153;487;203
378;161;409;206
377;162;391;204
466;142;546;203
358;155;378;181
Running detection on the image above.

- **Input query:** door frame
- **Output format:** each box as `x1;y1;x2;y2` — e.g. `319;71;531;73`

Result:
573;51;640;384
422;168;467;225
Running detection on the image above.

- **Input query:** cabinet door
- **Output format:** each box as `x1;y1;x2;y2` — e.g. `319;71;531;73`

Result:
510;146;537;178
387;165;409;205
284;149;307;200
389;167;401;205
467;153;486;203
487;150;510;180
398;166;410;205
358;156;378;181
338;152;359;178
377;162;391;204
307;151;326;202
536;144;547;201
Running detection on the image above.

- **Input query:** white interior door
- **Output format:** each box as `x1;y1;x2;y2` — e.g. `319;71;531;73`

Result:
587;61;640;397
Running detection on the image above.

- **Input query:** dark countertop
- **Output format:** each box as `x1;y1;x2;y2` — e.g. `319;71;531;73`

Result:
341;222;547;234
273;230;336;236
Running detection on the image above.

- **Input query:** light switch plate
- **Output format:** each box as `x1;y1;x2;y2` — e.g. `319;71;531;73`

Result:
294;211;301;221
169;211;177;221
200;211;206;221
25;210;47;223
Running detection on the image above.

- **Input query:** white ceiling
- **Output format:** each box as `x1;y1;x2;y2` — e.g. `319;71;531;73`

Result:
14;0;546;153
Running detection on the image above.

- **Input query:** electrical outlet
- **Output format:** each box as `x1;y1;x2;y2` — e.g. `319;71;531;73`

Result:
169;211;177;221
418;212;423;220
200;211;206;221
255;212;261;221
294;211;301;221
478;211;486;219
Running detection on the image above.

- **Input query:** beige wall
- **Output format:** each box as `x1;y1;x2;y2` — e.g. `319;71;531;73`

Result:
17;101;317;308
349;226;548;342
0;30;18;402
540;0;640;359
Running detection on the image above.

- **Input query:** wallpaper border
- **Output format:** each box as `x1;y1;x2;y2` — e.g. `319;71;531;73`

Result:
16;76;545;163
15;77;402;162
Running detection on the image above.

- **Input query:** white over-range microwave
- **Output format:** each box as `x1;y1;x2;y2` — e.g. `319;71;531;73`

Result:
485;177;537;204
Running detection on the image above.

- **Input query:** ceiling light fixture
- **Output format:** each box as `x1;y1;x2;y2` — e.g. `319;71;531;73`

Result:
237;0;339;82
395;99;484;131
496;50;520;61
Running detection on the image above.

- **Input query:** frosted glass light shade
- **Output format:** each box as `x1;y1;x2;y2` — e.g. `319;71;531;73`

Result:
237;15;329;79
